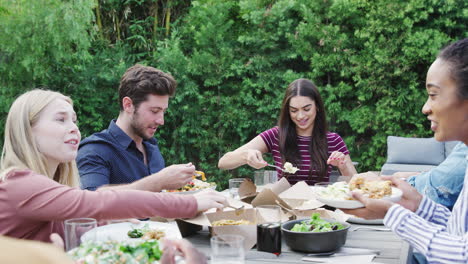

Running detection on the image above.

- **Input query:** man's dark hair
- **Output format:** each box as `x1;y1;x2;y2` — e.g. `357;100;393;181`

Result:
118;64;177;111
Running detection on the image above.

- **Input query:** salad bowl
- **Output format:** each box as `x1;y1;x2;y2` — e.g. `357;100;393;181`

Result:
281;214;350;253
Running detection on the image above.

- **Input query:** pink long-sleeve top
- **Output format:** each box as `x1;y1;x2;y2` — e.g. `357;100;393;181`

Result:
0;169;198;243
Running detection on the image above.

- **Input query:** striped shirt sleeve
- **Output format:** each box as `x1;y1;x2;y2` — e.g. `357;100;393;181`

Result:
384;202;467;263
327;132;350;155
259;127;278;153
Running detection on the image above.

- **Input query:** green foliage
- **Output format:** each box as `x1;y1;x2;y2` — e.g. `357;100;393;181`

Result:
154;0;467;188
0;0;467;190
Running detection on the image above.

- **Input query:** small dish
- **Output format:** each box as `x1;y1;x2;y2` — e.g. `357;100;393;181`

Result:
316;187;402;209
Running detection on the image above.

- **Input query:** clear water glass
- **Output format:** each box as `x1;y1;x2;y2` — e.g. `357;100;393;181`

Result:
64;218;97;251
211;234;245;264
229;178;244;199
255;170;278;186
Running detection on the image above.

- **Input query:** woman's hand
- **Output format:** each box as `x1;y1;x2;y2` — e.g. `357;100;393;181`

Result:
341;192;394;219
245;149;268;169
50;233;65;249
342;176;423;219
326;151;345;167
194;189;227;212
382;176;423;212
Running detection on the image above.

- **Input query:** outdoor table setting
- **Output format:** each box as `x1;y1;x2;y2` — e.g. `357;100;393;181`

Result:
62;171;411;264
177;170;411;264
185;222;410;264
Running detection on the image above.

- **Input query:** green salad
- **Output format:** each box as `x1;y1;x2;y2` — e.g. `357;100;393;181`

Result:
290;213;346;232
68;239;163;264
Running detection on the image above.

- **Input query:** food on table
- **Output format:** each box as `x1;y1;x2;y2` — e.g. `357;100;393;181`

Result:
212;219;252;226
193;170;206;181
318;178;393;200
290;213;345;232
68;240;163;264
283;162;299;174
317;181;353;200
127;224;165;240
166;178;216;192
349;176;392;199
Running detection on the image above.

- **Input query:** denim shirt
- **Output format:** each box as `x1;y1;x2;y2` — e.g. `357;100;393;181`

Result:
407;142;467;210
77;120;165;190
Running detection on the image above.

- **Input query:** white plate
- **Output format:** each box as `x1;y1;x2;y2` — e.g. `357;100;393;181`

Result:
316;187;403;209
81;221;182;242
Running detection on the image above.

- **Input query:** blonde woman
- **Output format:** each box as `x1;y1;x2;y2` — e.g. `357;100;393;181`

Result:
0;89;226;243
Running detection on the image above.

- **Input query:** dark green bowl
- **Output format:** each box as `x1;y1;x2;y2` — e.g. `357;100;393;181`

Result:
281;218;350;253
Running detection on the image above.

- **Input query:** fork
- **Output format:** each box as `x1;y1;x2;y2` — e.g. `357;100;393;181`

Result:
227;204;245;216
267;163;285;172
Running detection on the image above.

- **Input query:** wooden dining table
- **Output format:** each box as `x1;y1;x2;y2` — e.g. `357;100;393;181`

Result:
184;222;412;264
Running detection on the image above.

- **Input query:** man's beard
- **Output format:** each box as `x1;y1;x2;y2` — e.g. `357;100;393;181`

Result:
130;111;154;141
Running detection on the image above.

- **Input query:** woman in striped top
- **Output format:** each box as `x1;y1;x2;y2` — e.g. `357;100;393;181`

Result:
344;38;468;263
218;78;357;185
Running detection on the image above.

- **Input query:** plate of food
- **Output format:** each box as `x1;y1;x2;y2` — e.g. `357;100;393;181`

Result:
164;171;217;194
315;179;402;209
164;178;217;194
68;239;164;263
81;221;182;243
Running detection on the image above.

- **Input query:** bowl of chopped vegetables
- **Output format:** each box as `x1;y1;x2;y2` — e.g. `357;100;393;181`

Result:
68;239;163;263
281;213;350;253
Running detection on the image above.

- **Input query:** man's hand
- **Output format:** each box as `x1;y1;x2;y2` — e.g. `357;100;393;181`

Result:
134;163;196;192
154;163;196;191
193;189;227;212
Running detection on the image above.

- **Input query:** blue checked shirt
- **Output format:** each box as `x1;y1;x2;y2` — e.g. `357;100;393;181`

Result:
77;120;165;190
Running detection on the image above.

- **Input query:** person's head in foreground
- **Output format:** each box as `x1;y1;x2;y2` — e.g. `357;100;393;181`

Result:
1;89;80;186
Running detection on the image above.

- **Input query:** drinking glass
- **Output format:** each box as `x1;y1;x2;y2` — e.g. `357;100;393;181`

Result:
255;171;278;186
256;205;282;255
210;234;245;264
254;170;266;186
229;178;244;199
266;170;278;184
64;218;97;251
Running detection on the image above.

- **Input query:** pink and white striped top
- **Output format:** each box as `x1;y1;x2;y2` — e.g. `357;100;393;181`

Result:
259;126;349;185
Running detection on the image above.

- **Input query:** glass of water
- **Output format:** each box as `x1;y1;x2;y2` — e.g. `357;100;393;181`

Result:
64;218;97;251
228;178;244;199
211;234;245;264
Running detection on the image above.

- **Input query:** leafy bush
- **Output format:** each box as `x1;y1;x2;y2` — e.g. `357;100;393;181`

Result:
0;0;466;189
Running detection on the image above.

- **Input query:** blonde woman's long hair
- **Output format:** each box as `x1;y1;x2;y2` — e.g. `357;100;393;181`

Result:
0;89;80;187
